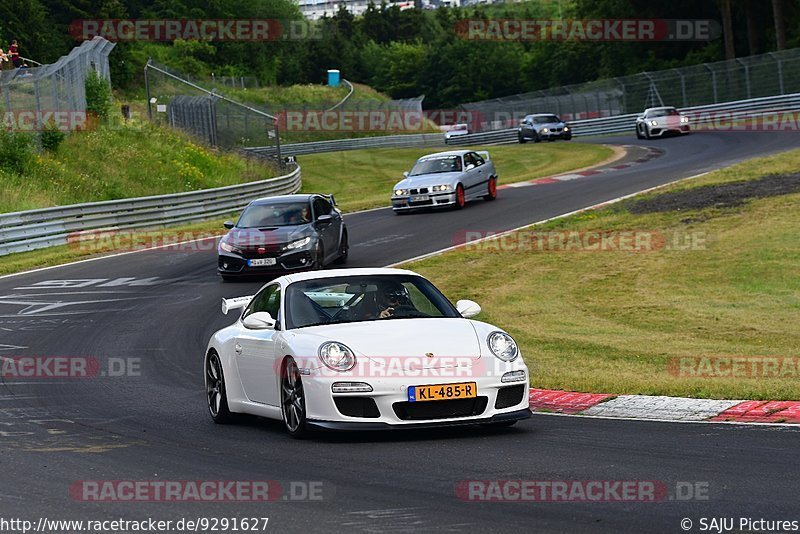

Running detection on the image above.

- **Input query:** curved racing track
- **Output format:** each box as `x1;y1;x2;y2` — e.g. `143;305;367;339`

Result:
1;131;799;533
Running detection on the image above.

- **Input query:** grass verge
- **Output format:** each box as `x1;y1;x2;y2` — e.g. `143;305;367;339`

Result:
406;149;800;400
298;142;615;213
0;121;276;213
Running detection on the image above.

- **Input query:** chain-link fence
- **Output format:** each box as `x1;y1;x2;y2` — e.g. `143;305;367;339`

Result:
144;60;282;155
0;37;115;134
461;47;800;130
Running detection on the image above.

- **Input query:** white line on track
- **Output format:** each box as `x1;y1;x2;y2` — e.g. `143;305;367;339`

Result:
386;171;709;267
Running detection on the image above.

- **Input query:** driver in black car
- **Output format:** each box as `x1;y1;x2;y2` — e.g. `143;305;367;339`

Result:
377;282;417;319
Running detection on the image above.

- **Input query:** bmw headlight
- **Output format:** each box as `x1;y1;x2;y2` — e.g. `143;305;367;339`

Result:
431;184;452;192
487;331;519;362
318;342;356;371
563;126;570;131
542;127;549;133
649;120;658;126
285;236;311;250
394;189;409;196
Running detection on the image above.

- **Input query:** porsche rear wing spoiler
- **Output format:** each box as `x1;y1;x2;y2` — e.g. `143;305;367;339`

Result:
222;295;253;315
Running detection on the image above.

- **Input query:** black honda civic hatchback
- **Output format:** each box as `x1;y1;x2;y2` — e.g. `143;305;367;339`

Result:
217;194;348;281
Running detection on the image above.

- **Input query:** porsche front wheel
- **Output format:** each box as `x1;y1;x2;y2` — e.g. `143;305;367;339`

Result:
206;351;232;424
281;357;308;438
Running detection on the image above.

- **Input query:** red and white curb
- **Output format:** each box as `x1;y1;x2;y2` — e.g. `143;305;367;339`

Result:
529;389;800;425
499;146;662;190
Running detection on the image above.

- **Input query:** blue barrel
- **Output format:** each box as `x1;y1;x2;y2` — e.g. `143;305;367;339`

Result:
327;69;340;87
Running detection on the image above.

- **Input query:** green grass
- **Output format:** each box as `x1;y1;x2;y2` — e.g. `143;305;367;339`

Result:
298;143;615;212
406;149;800;400
0;120;276;213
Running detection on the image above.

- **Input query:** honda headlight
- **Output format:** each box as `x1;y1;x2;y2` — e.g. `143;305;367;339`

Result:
285;236;311;250
431;185;452;192
487;331;519;362
394;189;409;196
219;240;241;254
318;342;356;371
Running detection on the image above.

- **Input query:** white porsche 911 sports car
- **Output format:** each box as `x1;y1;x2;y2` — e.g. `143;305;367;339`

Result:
205;268;531;437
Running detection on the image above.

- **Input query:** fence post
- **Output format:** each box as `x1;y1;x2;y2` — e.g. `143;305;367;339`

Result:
674;69;688;107
144;59;153;121
702;64;718;103
767;52;785;94
736;59;751;99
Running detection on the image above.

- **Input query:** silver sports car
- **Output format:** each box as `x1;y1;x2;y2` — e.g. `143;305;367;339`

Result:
635;106;691;139
391;150;498;213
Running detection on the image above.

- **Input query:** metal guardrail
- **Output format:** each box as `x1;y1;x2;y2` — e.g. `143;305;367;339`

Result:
0;165;301;256
247;133;446;157
425;92;800;145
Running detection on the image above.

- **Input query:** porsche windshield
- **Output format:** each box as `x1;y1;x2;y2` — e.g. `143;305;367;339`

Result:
237;202;312;228
409;155;463;176
285;275;461;329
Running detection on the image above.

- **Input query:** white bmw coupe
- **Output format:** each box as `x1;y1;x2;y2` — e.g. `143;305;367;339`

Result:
205;268;531;437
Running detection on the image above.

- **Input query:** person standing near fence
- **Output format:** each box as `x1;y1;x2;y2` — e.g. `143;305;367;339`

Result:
9;40;21;68
0;47;8;68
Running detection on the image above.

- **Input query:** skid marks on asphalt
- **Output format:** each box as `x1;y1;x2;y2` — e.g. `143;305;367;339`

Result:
0;277;175;319
340;507;471;533
0;407;144;453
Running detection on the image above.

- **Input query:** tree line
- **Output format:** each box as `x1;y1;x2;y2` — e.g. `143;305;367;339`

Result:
1;0;798;107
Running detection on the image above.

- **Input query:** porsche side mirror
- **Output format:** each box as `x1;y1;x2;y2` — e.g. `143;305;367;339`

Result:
243;311;276;330
403;171;409;178
223;220;235;229
456;299;481;318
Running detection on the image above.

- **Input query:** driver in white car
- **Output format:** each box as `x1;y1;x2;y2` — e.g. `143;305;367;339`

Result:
377;283;416;319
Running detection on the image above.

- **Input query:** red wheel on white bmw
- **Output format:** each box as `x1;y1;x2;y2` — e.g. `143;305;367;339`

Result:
455;184;466;209
484;176;497;201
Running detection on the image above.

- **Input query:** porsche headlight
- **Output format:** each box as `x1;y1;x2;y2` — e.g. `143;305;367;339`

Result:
431;184;452;192
394;189;409;196
318;342;356;371
285;236;311;250
649;120;658;126
487;331;519;362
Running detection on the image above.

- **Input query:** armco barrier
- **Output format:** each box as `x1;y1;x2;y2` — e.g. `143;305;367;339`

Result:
0;165;301;256
247;92;800;155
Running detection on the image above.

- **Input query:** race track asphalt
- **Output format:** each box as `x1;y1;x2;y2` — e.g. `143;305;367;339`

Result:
1;131;798;533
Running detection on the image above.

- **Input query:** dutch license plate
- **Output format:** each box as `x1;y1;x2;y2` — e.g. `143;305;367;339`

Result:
408;382;477;402
410;195;429;202
247;258;277;267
